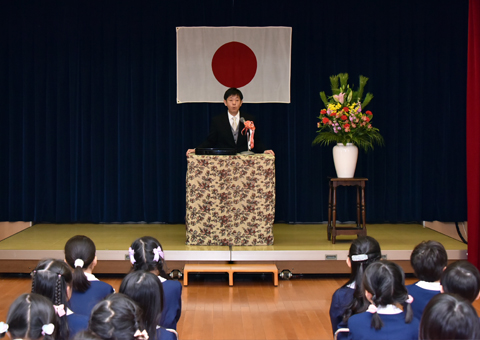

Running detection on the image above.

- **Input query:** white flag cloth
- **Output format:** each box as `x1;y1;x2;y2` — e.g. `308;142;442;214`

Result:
176;26;292;103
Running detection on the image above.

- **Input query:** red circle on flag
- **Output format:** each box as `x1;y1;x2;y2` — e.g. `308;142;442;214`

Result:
211;42;257;88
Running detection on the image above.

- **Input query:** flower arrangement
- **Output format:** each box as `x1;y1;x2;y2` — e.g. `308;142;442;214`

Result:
312;73;384;152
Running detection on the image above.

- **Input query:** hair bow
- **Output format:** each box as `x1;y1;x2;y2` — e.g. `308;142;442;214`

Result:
74;258;84;268
405;295;414;304
0;322;9;334
42;323;55;336
53;304;66;317
366;304;378;314
153;247;164;262
134;329;149;339
128;247;136;264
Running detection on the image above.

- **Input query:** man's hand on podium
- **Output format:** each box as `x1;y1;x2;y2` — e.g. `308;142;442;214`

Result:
186;149;195;156
264;150;275;155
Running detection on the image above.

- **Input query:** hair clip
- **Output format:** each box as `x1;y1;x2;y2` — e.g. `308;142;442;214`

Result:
129;247;136;264
0;322;9;334
42;323;55;336
406;295;414;304
134;329;149;339
153;247;164;262
53;304;66;317
74;259;84;268
366;304;378;314
351;254;368;262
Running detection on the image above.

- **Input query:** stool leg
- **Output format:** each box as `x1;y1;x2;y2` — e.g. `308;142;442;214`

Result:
332;186;337;244
356;186;361;228
361;184;367;235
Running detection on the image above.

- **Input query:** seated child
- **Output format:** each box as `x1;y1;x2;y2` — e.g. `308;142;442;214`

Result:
120;271;178;340
31;258;89;339
129;236;182;330
347;261;418;340
440;260;480;302
0;293;58;340
329;236;382;335
88;293;148;340
419;293;480;339
406;240;447;320
65;235;114;316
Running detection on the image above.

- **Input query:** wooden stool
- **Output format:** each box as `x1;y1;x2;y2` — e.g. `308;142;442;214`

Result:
183;263;278;286
327;178;368;244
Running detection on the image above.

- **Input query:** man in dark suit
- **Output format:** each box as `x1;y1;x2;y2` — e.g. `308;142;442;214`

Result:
186;88;274;155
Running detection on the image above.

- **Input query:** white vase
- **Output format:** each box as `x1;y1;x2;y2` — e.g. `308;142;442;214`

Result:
333;143;358;178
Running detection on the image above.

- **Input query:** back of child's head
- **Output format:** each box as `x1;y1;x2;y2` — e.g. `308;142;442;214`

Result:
89;293;147;340
419;293;480;340
119;271;164;340
129;236;169;278
65;235;96;293
73;330;103;340
31;258;72;340
362;261;414;330
440;260;480;302
410;240;447;282
0;293;58;340
342;236;382;321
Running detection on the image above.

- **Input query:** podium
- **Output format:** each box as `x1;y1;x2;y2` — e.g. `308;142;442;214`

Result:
186;154;275;246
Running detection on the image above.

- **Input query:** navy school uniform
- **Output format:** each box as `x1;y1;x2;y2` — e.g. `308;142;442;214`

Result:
69;273;114;316
406;281;441;320
330;284;355;334
347;307;419;340
158;276;182;330
67;309;89;339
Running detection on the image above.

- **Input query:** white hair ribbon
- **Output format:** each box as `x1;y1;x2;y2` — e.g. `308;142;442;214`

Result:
134;329;149;339
74;259;84;268
366;304;378;314
406;295;414;304
0;322;9;333
129;247;136;264
351;254;368;262
153;247;164;262
42;323;55;336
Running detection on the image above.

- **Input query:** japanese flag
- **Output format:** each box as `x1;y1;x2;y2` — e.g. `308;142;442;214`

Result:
176;26;292;103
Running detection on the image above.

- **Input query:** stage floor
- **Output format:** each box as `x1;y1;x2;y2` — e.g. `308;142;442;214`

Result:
0;223;467;274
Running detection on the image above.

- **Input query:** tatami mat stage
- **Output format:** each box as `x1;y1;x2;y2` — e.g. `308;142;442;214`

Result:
0;223;467;275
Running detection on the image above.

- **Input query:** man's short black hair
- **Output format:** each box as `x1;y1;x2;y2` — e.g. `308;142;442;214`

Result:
224;88;243;100
410;240;448;282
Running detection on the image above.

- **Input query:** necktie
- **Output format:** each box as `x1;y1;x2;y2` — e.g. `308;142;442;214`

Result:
232;117;237;131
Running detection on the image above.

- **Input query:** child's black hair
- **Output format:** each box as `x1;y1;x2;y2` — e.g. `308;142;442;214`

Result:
419;293;480;340
362;261;413;330
342;236;382;322
65;235;96;293
410;240;447;282
440;260;480;302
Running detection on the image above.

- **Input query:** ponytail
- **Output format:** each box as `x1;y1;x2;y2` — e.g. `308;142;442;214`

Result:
64;235;96;293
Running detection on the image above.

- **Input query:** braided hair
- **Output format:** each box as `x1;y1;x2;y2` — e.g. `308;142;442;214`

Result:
129;236;170;279
31;258;72;340
89;294;146;340
362;261;413;330
65;235;96;293
1;293;58;340
342;236;382;322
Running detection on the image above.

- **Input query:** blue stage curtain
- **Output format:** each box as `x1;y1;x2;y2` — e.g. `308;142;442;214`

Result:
467;0;480;267
0;0;469;224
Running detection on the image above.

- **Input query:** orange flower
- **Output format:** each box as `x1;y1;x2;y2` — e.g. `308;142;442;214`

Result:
317;122;320;128
366;110;372;115
320;109;327;115
341;115;348;121
343;107;349;112
344;123;351;132
322;117;330;124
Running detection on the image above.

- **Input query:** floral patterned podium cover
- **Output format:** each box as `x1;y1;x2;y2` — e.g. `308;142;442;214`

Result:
186;154;275;246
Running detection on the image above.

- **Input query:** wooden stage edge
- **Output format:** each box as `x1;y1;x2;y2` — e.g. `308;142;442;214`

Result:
0;222;468;275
